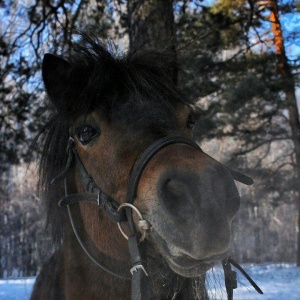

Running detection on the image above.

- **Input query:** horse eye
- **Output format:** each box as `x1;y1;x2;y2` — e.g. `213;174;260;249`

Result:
187;114;196;130
76;125;99;144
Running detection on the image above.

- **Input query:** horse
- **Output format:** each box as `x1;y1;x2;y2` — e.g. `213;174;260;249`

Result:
30;36;255;300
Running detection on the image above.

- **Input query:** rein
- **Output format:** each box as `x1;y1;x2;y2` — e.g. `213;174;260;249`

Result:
52;135;263;300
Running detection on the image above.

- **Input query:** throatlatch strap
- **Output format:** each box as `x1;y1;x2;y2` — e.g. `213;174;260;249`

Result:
222;257;263;300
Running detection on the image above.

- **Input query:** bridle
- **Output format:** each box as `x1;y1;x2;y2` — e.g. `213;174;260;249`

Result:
52;135;263;300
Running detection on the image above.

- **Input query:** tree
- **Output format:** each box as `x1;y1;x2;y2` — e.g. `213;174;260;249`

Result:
208;0;300;265
175;0;300;264
127;0;175;49
0;0;123;276
268;0;300;265
0;0;118;171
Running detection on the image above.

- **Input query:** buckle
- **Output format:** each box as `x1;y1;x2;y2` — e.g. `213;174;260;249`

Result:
117;203;151;241
130;264;149;276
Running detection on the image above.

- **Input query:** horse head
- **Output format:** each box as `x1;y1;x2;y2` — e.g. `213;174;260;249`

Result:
35;36;253;299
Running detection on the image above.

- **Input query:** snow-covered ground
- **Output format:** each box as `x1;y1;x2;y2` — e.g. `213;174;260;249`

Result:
0;277;34;300
206;263;300;300
0;264;299;299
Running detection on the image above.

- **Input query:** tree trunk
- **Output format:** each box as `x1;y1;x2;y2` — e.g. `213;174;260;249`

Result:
127;0;178;83
269;0;300;266
127;0;175;50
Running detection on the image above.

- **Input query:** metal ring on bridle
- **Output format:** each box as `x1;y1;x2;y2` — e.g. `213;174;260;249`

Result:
117;203;151;241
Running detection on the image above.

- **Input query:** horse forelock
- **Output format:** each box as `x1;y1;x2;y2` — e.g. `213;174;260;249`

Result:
50;35;191;120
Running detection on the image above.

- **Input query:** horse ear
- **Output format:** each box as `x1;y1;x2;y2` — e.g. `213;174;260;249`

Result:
42;53;71;108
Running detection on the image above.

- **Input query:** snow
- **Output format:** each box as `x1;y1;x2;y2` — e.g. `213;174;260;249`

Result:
0;278;34;300
0;264;299;300
206;263;300;300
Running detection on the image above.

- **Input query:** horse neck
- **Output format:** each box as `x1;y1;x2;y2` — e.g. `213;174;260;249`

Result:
61;208;208;299
61;204;131;300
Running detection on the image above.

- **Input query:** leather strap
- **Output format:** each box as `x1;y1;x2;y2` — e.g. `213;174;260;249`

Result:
227;258;263;295
126;136;201;205
73;149;126;222
58;191;126;223
222;257;263;300
125;136;201;233
58;193;98;206
128;235;152;300
51;138;75;184
222;258;237;300
124;136;201;299
226;168;253;185
54;138;126;223
64;178;131;280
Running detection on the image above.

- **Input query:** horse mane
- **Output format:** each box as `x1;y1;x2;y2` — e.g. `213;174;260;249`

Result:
37;35;192;244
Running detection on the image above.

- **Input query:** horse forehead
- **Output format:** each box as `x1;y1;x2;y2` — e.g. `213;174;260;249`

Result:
71;104;186;142
112;103;178;128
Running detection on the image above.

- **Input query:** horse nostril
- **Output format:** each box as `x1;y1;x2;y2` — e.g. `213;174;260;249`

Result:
165;179;187;198
158;173;195;219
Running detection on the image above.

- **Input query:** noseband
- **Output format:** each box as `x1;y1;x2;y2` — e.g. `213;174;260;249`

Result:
53;135;262;300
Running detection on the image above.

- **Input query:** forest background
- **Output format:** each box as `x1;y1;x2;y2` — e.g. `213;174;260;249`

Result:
0;0;300;278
